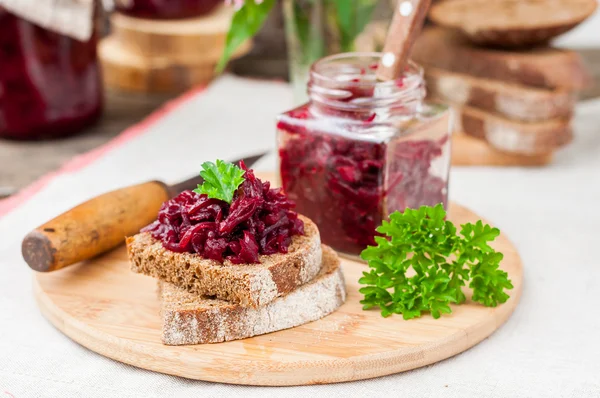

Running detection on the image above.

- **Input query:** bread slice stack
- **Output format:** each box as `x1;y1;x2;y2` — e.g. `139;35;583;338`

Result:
428;0;598;48
127;216;346;345
415;0;597;165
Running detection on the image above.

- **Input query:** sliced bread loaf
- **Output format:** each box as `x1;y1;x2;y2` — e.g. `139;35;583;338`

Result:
425;67;576;122
452;131;553;167
127;215;322;308
453;105;573;155
429;0;598;48
412;28;591;90
160;245;346;345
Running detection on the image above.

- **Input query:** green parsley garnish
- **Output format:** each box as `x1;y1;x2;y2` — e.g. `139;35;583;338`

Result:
359;204;513;320
193;160;245;204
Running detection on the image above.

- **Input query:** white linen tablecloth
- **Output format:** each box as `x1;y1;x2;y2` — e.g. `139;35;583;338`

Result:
1;76;599;398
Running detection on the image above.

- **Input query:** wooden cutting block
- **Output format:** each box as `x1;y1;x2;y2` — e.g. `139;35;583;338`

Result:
33;181;523;385
99;35;251;93
452;131;553;167
111;5;234;61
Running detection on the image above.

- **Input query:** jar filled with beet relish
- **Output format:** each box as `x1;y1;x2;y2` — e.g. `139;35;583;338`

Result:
277;53;452;258
0;7;102;140
114;0;221;19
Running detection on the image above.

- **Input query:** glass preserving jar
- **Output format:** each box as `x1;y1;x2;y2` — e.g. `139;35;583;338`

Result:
277;53;452;257
114;0;221;19
0;7;103;140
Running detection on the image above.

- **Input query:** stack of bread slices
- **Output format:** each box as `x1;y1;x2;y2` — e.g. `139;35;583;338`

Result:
126;216;346;345
414;0;597;166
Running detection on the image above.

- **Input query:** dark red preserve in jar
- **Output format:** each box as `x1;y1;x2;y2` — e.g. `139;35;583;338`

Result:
0;8;103;140
277;53;453;257
114;0;221;19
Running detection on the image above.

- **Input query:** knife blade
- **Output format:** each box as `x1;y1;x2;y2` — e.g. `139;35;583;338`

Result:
22;152;268;273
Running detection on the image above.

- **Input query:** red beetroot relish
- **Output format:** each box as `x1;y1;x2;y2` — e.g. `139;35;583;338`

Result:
278;105;447;256
115;0;221;20
0;8;102;140
142;163;304;264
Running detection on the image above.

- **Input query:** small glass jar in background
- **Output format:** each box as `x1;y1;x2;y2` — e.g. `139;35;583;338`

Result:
277;53;452;257
0;7;103;140
114;0;222;19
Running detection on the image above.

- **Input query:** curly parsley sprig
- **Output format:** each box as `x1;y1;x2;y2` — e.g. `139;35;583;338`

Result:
193;160;245;204
359;204;513;320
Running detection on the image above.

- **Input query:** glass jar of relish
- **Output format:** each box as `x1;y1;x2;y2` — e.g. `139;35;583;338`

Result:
114;0;222;19
0;7;103;140
277;53;452;257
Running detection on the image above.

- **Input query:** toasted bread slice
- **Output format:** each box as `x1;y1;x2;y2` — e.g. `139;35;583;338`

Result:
429;0;598;48
127;215;322;308
412;28;591;90
160;245;346;345
453;105;573;155
425;67;576;122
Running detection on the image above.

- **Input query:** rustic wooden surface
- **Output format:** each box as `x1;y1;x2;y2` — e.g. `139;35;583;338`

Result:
1;49;599;195
101;6;251;94
0;90;172;196
100;35;251;93
32;199;523;386
111;6;233;60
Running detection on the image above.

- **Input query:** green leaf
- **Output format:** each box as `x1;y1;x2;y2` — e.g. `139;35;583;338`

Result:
358;205;513;320
426;203;446;223
193;160;245;204
330;0;378;52
288;1;325;65
217;0;276;73
460;221;500;253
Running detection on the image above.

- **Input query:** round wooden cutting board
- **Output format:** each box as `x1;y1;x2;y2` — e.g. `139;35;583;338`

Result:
33;202;523;386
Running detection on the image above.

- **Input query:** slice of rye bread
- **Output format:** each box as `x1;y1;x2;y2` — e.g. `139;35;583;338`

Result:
412;28;592;90
425;67;576;122
452;105;573;155
159;245;346;345
452;131;553;167
429;0;598;48
127;215;322;308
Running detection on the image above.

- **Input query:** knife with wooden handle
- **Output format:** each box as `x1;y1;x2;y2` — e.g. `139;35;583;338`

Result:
22;153;267;273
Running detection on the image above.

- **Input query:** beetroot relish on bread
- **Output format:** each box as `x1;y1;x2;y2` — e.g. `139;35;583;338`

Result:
128;216;322;307
141;162;305;264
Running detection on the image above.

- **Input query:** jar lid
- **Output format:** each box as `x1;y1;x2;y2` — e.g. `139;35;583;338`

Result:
0;0;94;41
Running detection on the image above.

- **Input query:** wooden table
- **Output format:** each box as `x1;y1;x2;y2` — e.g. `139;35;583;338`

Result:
1;49;599;197
0;91;172;197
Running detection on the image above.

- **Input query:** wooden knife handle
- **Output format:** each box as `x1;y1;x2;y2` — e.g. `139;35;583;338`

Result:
22;181;170;272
